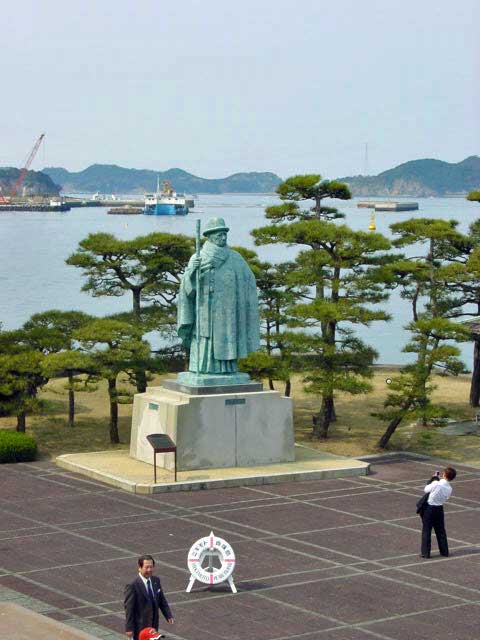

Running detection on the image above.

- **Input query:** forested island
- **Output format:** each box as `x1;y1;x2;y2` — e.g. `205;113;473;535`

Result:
3;156;479;198
0;168;60;196
340;156;480;197
42;165;282;194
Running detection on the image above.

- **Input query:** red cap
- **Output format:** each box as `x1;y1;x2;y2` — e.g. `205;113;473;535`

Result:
139;628;163;640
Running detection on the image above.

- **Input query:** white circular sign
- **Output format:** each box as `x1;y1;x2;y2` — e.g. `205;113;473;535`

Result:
187;531;236;586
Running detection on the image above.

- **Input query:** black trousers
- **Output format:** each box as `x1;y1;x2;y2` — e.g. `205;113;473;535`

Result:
421;504;449;557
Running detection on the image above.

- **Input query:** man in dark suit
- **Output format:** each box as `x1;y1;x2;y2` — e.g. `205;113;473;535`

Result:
124;555;174;640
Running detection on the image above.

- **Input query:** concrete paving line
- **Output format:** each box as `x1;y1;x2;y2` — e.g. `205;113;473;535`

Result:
271;491;480;546
266;627;357;640
1;468;96;492
170;563;362;597
283;534;480;573
0;505;213;580
199;499;315;515
362;569;475;604
1;477;474;604
43;510;186;530
374;563;480;597
249;589;376;631
357;543;475;566
178;506;384;555
243;483;390;500
282;534;409;567
357;598;480;629
0;492;91;506
8;465;112;486
252;537;352;567
302;489;391;502
162;495;291;511
350;629;398;640
244;482;388;500
171;558;479;611
1;572;122;614
16;554;142;576
269;626;395;640
0;576;189;640
0;530;72;543
255;582;480;637
178;500;478;563
342;479;480;511
444;497;480;509
198;489;391;513
168;570;364;608
0;513;184;539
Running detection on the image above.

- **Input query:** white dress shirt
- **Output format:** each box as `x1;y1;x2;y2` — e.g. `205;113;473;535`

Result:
424;478;452;506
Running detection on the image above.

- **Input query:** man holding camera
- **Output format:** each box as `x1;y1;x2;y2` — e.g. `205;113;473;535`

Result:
421;466;457;558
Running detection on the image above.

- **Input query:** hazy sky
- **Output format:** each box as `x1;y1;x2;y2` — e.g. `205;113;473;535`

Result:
2;0;479;178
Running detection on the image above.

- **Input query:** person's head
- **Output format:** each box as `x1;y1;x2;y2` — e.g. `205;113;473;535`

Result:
203;217;229;247
208;229;228;247
443;467;457;481
138;555;155;578
139;627;163;640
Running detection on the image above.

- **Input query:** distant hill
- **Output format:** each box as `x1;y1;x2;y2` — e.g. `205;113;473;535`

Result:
42;164;282;194
339;156;480;197
0;168;60;196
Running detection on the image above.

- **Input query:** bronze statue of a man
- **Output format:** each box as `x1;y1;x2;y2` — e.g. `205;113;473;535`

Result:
177;217;260;379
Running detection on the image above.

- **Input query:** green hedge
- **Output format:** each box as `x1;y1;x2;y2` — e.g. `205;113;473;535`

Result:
0;431;37;463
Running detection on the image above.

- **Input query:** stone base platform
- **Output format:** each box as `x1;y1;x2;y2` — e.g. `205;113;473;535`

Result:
56;444;370;494
130;386;295;471
0;602;99;639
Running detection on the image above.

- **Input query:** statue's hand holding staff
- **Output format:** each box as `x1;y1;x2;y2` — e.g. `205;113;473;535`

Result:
192;256;214;273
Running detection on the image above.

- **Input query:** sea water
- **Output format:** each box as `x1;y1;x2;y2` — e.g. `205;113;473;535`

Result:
0;194;478;365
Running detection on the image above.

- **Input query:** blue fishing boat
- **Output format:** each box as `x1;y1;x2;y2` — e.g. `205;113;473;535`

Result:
144;178;194;216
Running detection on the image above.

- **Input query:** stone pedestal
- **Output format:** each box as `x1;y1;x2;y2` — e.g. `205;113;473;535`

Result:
130;385;294;472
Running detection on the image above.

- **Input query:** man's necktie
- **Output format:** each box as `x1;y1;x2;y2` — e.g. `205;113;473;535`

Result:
147;579;156;607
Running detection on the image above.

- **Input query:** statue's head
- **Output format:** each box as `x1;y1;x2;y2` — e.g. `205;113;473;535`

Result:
203;217;229;247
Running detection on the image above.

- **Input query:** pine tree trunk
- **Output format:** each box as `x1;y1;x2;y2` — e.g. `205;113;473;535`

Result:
68;373;75;427
378;415;404;449
132;289;142;318
268;378;275;391
108;378;120;444
319;396;334;438
312;396;334;439
378;399;413;448
16;412;26;433
470;338;480;407
284;379;291;397
132;288;147;393
136;370;147;394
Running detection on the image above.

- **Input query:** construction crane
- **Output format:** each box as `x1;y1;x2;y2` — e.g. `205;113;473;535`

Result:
0;133;45;204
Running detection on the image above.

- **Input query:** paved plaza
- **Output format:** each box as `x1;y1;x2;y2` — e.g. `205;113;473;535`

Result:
1;456;480;640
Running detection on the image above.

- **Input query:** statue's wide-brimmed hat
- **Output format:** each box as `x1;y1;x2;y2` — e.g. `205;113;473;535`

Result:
203;217;230;236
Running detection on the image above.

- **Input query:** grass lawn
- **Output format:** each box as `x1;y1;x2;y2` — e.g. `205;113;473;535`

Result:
1;370;479;465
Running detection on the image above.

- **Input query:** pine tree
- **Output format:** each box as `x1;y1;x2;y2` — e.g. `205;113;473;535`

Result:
377;218;470;447
254;214;395;438
74;319;152;444
66;232;193;392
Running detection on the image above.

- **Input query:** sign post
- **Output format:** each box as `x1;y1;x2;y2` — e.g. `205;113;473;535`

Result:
146;433;177;483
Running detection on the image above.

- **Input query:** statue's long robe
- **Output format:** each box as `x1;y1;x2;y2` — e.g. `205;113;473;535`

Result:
178;242;260;373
